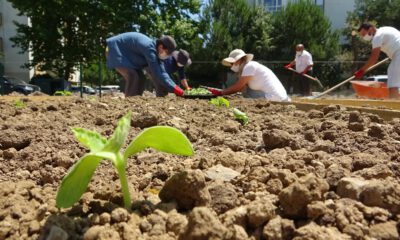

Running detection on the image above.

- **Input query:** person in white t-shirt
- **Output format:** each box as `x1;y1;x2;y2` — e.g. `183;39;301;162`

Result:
207;49;289;102
355;22;400;99
285;44;313;96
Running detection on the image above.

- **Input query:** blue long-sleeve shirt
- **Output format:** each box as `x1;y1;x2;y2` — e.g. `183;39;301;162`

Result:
163;57;186;83
106;32;177;91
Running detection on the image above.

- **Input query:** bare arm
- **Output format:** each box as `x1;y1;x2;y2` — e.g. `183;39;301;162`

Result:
360;47;381;72
221;76;253;95
180;79;191;90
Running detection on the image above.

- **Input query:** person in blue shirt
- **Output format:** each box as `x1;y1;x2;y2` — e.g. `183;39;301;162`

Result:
105;32;184;97
163;49;192;90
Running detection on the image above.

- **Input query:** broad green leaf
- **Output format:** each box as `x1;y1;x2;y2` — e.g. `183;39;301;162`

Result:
72;128;107;152
233;108;249;125
56;154;103;208
124;126;193;160
103;111;132;153
209;97;230;107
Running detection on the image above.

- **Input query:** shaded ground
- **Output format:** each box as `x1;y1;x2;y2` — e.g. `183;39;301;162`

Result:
0;93;400;240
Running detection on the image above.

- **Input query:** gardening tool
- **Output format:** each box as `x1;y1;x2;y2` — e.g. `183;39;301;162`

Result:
309;58;390;99
200;85;222;91
287;67;324;89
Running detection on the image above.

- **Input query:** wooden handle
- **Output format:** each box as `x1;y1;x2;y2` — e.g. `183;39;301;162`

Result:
311;58;389;99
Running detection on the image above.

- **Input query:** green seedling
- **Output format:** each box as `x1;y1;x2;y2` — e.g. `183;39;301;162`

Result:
54;90;72;96
56;111;193;209
184;87;212;96
14;99;26;108
233;108;249;125
209;97;230;107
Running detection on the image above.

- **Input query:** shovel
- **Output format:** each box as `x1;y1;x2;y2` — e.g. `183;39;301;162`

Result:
309;58;389;99
287;67;324;89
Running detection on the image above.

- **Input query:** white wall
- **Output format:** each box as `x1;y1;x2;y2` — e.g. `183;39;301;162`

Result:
323;0;355;31
0;0;32;82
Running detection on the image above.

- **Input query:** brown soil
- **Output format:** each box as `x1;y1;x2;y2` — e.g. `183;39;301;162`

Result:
0;94;399;240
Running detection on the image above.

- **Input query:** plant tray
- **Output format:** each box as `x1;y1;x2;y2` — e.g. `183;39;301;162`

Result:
183;94;214;99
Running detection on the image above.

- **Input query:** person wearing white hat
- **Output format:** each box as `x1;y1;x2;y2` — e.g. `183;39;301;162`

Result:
208;49;289;101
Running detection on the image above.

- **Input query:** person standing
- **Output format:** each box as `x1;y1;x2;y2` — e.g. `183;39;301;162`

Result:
208;49;289;102
163;49;192;90
354;22;400;99
106;32;184;97
285;44;314;96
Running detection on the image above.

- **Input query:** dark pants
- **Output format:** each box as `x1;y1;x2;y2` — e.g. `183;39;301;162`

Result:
116;68;146;97
297;70;312;96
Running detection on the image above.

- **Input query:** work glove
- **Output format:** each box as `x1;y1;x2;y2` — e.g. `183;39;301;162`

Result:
207;87;222;96
354;69;364;79
173;85;184;97
284;64;292;69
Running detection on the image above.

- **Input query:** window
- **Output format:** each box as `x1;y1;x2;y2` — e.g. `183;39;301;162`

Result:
264;0;282;12
315;0;324;11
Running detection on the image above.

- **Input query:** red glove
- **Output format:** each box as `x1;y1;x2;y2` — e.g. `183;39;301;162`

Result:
207;88;222;96
354;69;364;79
284;64;292;69
173;85;184;97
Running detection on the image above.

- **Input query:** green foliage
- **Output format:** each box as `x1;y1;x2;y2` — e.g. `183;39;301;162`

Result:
269;0;340;87
8;0;201;81
209;97;230;107
184;88;212;96
349;0;400;30
56;112;193;209
189;0;274;85
14;99;26;108
233;108;249;125
54;91;72;96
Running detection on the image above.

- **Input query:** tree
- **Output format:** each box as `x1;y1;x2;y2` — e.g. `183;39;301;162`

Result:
8;0;201;81
189;0;274;86
270;0;340;86
270;0;339;60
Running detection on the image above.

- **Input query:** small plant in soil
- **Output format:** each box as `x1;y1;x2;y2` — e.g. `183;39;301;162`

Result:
56;111;193;209
209;97;230;107
54;90;72;96
233;108;249;125
14;99;26;108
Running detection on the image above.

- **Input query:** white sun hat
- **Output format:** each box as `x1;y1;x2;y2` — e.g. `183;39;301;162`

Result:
222;49;254;66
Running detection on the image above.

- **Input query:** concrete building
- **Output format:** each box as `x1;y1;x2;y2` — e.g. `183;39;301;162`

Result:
248;0;356;32
0;0;32;82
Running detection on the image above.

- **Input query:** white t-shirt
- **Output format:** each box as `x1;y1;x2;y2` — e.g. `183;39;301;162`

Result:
241;61;288;101
372;27;400;59
295;50;313;73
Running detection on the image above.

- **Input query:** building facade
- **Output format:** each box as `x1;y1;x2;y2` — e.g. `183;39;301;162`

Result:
0;0;32;82
248;0;355;32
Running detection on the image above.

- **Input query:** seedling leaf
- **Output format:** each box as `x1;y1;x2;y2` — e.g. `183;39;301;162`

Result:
124;126;193;160
72;128;107;152
233;108;249;125
56;154;103;208
103;112;132;152
209;97;230;107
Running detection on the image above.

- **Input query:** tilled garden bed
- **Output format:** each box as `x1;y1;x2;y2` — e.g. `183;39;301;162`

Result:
0;94;399;240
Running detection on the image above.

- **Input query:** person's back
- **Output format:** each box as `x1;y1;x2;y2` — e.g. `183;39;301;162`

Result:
242;61;288;101
106;32;155;70
373;26;400;59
